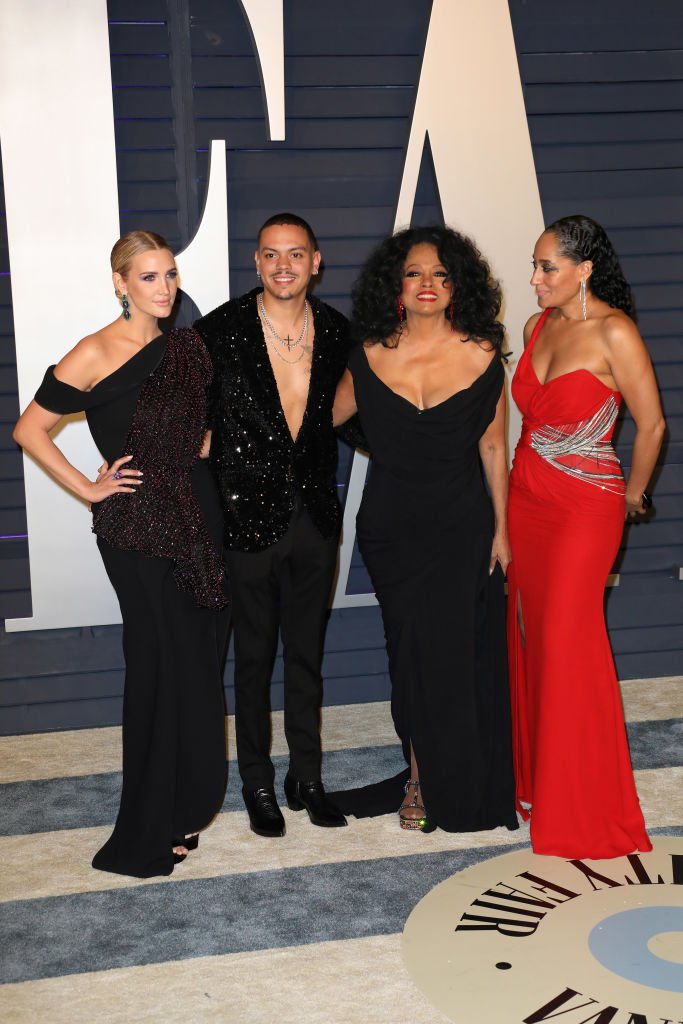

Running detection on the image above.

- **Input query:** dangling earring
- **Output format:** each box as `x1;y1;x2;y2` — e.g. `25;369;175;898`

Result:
256;270;261;281
120;294;131;321
579;278;588;321
448;299;456;329
396;297;406;323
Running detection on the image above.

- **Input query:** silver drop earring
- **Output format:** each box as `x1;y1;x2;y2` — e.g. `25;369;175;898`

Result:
580;278;587;321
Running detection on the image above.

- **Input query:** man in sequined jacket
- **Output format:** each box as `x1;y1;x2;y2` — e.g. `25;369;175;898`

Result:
194;212;350;838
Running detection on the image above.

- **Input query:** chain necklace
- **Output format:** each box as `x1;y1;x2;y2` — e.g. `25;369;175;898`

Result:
264;333;307;364
258;292;309;351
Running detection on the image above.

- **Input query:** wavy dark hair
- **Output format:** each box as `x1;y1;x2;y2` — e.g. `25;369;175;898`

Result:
351;225;505;350
546;214;636;321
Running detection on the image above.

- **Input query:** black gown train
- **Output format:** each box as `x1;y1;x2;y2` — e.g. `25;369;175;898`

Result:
334;346;517;832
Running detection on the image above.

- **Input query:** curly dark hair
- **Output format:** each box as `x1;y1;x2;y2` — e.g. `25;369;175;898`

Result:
546;214;636;321
351;225;505;350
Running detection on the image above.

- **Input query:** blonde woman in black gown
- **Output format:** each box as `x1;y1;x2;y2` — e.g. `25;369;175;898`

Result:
14;231;228;877
333;225;517;833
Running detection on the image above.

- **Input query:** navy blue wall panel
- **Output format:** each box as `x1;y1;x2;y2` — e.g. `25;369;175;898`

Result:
510;0;683;688
0;0;681;733
0;146;30;623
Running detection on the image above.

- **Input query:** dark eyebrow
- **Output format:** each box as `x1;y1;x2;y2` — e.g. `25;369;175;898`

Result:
262;245;307;253
404;262;447;270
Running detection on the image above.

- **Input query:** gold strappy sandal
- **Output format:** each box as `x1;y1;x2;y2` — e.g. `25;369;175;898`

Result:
399;778;427;831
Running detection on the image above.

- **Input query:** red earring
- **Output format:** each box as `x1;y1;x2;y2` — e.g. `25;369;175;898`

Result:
396;297;405;323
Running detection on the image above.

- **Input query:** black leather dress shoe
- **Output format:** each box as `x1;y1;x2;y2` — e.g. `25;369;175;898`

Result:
242;786;286;838
284;772;348;828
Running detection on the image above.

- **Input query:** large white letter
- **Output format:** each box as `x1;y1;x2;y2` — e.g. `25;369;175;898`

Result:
1;0;121;631
175;141;230;315
332;0;544;608
239;0;285;141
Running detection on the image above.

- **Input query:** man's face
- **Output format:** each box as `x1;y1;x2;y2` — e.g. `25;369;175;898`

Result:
255;224;321;303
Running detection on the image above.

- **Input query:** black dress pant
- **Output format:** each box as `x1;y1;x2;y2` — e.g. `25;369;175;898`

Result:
226;498;338;789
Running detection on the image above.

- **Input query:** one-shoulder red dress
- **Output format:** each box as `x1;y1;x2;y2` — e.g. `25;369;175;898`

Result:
507;308;651;858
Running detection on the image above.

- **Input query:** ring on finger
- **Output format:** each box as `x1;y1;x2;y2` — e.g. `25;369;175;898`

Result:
113;471;123;480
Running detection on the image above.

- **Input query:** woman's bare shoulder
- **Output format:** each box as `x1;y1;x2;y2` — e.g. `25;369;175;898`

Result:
598;309;648;364
599;308;640;342
469;340;499;368
53;328;111;390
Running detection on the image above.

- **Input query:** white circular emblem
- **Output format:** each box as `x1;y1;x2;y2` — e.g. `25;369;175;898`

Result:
403;836;683;1022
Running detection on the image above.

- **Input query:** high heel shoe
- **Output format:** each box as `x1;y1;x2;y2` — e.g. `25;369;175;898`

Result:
172;833;200;863
399;779;427;831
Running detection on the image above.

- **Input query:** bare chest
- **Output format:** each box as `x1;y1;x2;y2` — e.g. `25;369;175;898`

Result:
368;341;490;410
531;321;611;386
264;337;314;441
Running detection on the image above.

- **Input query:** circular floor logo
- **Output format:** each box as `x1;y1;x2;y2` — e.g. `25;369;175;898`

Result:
403;836;683;1023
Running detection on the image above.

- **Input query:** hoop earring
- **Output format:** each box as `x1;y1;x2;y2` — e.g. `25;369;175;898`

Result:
120;294;131;321
396;297;406;323
579;278;588;321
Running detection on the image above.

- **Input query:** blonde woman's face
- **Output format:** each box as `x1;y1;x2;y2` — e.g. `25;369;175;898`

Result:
113;248;178;319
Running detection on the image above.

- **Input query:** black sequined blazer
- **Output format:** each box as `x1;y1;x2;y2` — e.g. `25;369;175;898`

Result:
195;288;351;552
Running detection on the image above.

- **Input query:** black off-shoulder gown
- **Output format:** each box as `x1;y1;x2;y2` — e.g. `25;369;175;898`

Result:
35;335;228;877
334;346;518;832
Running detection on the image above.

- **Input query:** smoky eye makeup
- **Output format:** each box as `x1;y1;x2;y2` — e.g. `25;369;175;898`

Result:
403;266;448;277
139;269;177;282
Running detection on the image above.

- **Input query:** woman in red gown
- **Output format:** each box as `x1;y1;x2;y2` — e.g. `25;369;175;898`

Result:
508;214;665;858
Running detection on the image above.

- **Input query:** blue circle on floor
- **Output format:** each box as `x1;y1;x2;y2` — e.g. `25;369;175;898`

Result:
588;907;683;993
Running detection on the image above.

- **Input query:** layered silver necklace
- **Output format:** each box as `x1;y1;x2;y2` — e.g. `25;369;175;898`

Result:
258;293;309;363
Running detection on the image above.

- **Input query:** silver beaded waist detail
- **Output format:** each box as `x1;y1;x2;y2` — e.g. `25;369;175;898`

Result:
530;395;623;493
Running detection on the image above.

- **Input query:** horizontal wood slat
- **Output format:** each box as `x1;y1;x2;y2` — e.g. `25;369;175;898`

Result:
520;50;683;84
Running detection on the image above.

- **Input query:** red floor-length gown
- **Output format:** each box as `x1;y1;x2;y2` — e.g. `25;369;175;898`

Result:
507;308;651;858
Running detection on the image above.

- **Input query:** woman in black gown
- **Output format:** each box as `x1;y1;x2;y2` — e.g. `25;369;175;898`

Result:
333;225;517;833
13;231;228;877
